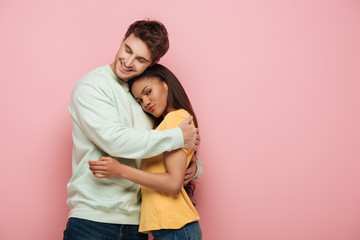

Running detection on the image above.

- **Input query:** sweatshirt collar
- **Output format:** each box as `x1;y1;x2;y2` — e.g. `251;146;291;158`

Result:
105;65;129;91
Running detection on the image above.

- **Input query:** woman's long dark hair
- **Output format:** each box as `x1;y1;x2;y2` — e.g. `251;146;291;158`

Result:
128;64;198;201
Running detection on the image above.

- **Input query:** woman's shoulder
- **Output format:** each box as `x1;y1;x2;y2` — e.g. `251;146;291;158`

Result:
158;109;191;130
164;109;190;120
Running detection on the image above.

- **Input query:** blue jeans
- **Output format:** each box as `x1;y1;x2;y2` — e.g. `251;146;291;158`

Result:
151;221;202;240
63;217;148;240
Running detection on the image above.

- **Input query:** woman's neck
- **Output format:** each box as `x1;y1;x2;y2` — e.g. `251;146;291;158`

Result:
162;105;176;117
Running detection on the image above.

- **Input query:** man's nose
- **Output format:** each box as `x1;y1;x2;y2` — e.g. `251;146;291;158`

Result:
125;56;135;67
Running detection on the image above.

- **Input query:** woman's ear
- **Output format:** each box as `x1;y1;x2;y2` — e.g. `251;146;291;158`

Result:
162;81;169;91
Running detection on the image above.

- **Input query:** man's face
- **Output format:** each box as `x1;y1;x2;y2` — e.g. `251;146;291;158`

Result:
110;34;152;82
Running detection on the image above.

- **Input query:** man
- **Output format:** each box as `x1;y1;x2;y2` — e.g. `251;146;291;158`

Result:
63;20;202;240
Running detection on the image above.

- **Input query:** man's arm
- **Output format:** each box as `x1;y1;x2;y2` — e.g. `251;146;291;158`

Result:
70;81;198;159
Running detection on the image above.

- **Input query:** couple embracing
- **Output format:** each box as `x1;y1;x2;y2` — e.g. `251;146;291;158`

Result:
63;19;203;240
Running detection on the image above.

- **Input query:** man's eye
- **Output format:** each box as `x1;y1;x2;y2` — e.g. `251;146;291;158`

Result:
138;58;147;63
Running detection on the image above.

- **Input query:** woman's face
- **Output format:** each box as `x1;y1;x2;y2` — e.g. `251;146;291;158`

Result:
131;76;170;118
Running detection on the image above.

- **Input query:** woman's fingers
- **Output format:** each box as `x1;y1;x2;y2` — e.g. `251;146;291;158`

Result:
89;160;105;166
89;160;109;170
90;167;105;173
88;157;119;178
89;165;105;170
92;172;106;178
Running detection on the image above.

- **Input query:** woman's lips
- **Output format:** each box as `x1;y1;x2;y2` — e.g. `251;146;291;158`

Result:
148;105;155;112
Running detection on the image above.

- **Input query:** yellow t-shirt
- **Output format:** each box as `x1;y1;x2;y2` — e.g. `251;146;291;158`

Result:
139;109;200;233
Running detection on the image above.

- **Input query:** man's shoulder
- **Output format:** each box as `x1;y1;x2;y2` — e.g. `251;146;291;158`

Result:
72;65;113;93
77;65;109;85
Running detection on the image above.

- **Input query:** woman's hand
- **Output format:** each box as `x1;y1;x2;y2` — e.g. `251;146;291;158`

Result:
88;157;125;178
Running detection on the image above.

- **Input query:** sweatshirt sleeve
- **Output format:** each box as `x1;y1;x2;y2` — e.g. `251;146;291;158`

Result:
69;80;184;159
193;153;203;179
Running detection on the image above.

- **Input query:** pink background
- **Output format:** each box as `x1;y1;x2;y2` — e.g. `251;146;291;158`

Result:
1;0;360;239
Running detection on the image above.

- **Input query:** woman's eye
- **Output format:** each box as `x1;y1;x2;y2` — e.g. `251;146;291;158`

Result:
146;89;151;95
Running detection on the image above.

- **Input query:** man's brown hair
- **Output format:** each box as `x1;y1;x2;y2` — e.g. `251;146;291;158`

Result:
125;20;169;65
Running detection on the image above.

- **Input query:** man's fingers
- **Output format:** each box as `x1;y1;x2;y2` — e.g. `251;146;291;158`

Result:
193;140;200;151
185;116;193;124
179;116;193;128
184;177;192;184
196;129;200;141
183;177;191;186
184;172;192;177
195;128;200;149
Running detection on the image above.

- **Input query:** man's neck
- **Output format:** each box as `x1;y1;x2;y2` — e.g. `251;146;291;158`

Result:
109;62;127;83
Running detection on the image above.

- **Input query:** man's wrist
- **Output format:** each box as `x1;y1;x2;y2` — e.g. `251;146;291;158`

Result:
170;127;184;148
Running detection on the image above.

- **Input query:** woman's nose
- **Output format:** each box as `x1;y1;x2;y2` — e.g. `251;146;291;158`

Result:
143;97;151;106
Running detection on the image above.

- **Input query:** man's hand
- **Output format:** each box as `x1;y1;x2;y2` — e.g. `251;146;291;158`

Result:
183;154;198;185
179;116;200;150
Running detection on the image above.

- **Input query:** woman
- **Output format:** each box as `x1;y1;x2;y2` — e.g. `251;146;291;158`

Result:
89;64;202;240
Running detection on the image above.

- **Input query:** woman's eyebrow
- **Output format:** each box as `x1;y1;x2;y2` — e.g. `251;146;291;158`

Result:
133;85;150;101
141;85;150;94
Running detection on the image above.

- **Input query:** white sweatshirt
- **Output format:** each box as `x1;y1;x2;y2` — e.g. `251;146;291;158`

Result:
67;65;185;224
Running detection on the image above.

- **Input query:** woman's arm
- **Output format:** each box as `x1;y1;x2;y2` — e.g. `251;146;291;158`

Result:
89;149;188;194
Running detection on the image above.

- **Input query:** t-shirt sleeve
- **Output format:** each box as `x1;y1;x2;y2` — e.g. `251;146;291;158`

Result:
158;110;194;155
